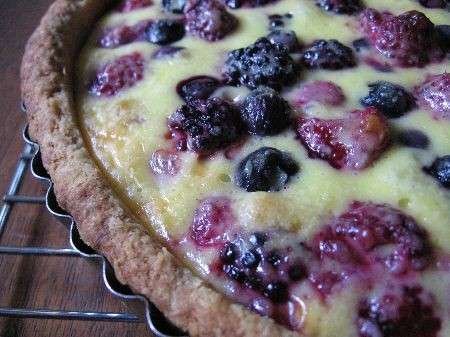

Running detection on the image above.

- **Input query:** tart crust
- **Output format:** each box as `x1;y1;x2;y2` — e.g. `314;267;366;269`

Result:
21;1;297;336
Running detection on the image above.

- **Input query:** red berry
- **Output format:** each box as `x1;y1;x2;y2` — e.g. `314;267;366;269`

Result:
99;21;151;48
296;108;389;170
415;73;450;121
360;9;444;67
293;81;345;107
190;197;234;247
89;53;145;97
119;0;152;12
149;149;181;175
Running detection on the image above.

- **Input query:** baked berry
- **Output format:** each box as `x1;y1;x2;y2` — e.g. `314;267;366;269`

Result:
149;149;181;175
223;264;247;283
223;37;298;90
267;30;301;53
241;250;261;268
267;250;283;267
240;87;291;136
309;271;342;297
397;129;429;149
263;281;289;303
435;25;450;52
162;0;186;13
249;232;268;246
168;97;243;154
315;0;363;15
360;9;444;67
268;15;284;29
99;21;150;48
146;19;185;45
89;52;145;97
152;46;185;59
287;263;307;281
415;73;450;120
190;197;234;247
352;38;370;52
220;242;238;263
293;80;345;107
119;0;152;12
357;285;441;337
418;0;447;8
223;0;279;9
235;147;299;192
297;108;389;170
185;0;238;41
301;39;356;70
360;81;415;118
425;156;450;188
176;76;221;102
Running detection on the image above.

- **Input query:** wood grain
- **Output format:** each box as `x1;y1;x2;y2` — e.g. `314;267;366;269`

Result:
0;0;152;336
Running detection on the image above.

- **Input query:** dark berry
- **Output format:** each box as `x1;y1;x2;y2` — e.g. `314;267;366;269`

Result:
267;30;301;52
360;9;444;67
293;80;345;107
241;250;261;268
176;76;221;102
89;52;145;97
190;197;234;247
185;0;238;41
309;271;342;297
415;73;450;120
301;39;356;70
235;147;299;192
419;0;447;8
168;97;243;154
223;37;298;90
220;243;238;263
352;38;370;52
152;46;185;59
425;156;450;188
99;21;151;48
357;285;441;337
316;0;363;15
361;81;416;118
287;263;307;281
162;0;186;13
297;108;389;170
267;250;283;267
397;129;429;149
435;25;450;52
119;0;152;12
263;281;289;303
245;273;263;290
223;0;279;9
249;232;268;246
146;19;185;45
240;87;291;136
149;149;181;175
223;264;247;283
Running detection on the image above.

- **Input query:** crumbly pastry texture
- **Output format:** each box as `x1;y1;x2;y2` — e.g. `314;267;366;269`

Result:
21;1;296;336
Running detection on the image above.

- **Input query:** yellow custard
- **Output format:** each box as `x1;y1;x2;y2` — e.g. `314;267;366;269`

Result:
76;0;450;335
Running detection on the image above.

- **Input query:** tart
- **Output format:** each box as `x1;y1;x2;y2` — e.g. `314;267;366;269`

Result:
21;0;450;336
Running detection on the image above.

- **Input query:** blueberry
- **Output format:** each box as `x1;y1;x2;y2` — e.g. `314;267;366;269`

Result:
315;0;363;14
245;273;263;290
223;264;247;283
240;87;291;136
267;30;301;53
241;250;261;268
288;263;307;281
436;25;450;52
223;0;279;8
426;156;450;188
301;39;356;70
268;15;284;29
352;38;370;52
266;250;283;267
220;243;238;264
146;19;185;45
152;46;185;59
397;129;429;149
361;81;415;118
223;37;299;90
176;76;221;102
249;232;268;246
162;0;186;13
419;0;447;8
235;147;299;192
263;281;289;303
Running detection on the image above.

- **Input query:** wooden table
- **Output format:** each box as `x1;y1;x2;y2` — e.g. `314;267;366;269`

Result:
0;1;152;336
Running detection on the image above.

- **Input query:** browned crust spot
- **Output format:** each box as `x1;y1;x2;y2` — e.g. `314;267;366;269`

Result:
20;1;299;336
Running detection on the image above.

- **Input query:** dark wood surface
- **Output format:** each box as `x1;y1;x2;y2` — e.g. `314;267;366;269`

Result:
0;1;152;336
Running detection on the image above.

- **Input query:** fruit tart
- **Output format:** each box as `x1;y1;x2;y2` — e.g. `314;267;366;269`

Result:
22;0;450;336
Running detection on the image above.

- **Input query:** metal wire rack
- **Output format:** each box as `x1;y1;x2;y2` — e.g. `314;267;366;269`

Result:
0;116;185;337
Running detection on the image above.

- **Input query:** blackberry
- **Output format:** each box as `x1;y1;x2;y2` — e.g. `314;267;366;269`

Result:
223;38;298;90
146;19;185;45
316;0;363;15
301;39;356;70
361;81;415;118
234;147;299;192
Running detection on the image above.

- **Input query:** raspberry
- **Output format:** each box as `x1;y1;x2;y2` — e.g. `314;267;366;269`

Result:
296;108;389;170
234;147;299;192
146;19;185;45
425;156;450;188
360;81;416;118
190;197;234;247
301;39;356;70
89;53;145;97
185;0;238;41
223;0;279;8
293;80;345;107
176;76;221;102
360;9;444;67
149;149;181;175
316;0;363;15
168;97;243;154
266;30;301;53
99;21;151;48
240;87;292;136
223;38;298;90
119;0;152;12
415;73;450;120
358;285;441;337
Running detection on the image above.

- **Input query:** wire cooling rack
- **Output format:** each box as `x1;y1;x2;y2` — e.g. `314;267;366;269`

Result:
0;115;185;337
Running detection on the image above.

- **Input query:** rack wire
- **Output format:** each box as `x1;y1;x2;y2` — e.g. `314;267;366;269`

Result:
0;116;185;337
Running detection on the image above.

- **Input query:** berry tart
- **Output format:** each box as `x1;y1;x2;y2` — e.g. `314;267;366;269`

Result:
22;0;450;336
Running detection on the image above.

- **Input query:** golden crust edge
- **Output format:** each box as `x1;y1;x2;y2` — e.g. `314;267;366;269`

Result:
20;0;300;336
